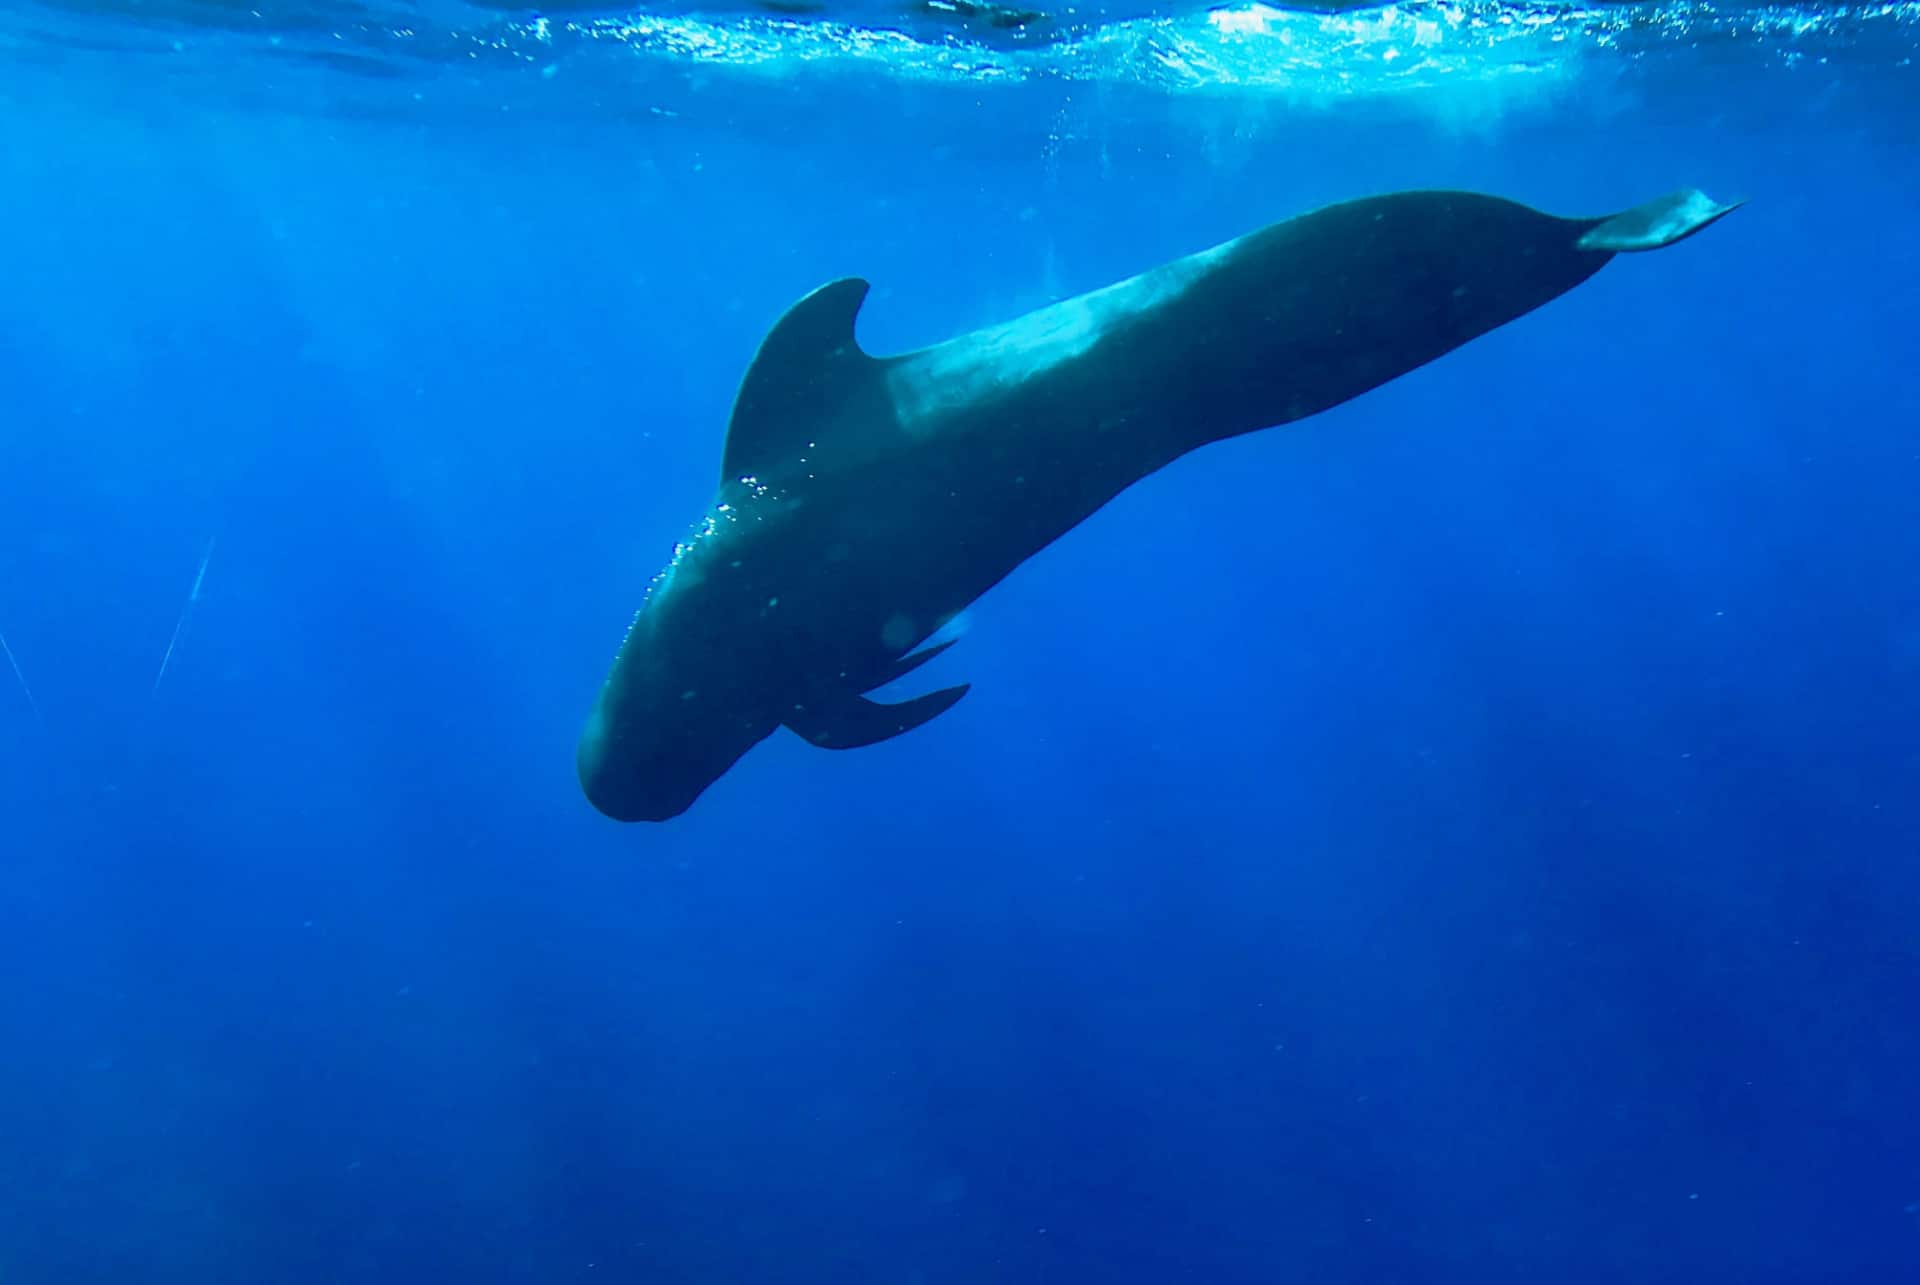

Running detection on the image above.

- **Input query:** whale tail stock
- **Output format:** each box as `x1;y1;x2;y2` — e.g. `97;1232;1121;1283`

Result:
715;187;1742;480
1124;185;1744;457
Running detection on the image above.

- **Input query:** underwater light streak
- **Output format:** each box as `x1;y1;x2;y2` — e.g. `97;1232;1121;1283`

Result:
153;536;216;696
0;629;40;724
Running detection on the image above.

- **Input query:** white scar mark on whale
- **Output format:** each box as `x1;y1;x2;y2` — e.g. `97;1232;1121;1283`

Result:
885;241;1235;430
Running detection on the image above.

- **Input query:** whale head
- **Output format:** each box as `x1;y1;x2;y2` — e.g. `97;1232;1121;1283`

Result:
575;510;786;823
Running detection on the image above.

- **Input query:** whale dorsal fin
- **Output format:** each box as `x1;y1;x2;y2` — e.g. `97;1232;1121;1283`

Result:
721;277;878;483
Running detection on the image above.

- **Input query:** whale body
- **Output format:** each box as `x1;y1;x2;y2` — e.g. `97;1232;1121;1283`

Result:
577;187;1739;822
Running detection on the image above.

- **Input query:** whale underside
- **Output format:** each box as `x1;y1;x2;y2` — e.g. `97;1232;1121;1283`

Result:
576;186;1741;823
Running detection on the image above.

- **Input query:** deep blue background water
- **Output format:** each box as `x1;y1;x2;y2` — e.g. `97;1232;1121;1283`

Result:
2;32;1917;1284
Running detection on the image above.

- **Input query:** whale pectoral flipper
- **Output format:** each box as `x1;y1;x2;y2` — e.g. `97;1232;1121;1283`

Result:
722;276;880;481
1578;189;1744;253
786;683;971;750
876;639;958;688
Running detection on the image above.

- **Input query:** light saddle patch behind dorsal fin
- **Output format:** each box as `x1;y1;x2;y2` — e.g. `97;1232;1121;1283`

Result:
721;277;882;483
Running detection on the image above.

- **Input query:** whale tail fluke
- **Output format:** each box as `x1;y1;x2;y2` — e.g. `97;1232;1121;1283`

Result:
1578;189;1744;253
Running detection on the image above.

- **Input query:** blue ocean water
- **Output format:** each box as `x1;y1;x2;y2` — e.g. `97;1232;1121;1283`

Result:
1;1;1917;1279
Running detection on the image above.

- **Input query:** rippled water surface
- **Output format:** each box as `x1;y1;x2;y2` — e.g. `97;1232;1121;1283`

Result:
11;0;1918;114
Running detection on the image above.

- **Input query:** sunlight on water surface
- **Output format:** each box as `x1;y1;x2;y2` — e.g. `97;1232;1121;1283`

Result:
9;0;1918;105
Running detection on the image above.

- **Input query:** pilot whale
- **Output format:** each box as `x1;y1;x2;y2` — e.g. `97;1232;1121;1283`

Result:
577;186;1739;822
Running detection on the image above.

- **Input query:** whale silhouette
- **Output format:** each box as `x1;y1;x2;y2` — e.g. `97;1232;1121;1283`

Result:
577;186;1740;822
